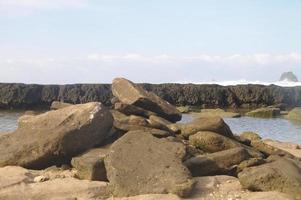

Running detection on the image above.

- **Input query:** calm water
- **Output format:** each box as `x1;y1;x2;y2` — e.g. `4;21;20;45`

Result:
0;111;22;133
1;112;301;145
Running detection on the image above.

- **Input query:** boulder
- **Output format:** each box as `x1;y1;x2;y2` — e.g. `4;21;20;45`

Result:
0;102;113;169
189;131;239;153
178;117;234;139
111;110;173;136
240;132;262;142
113;121;172;137
184;147;251;176
71;146;110;181
50;101;72;110
189;131;263;158
237;158;266;173
104;131;194;197
114;102;157;118
238;157;301;199
148;115;172;126
191;108;241;118
246;107;281;118
287;107;301;121
112;78;181;122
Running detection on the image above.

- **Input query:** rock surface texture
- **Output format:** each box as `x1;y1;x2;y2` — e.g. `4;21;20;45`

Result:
0;102;113;169
104;131;194;197
112;78;182;122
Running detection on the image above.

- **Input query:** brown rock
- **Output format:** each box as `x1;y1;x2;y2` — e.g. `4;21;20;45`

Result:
240;132;262;142
50;101;72;110
189;131;263;158
112;78;182;122
184;147;251;176
179;117;234;139
0;102;113;169
238;156;301;199
104;131;194;197
114;102;157;118
71;146;110;181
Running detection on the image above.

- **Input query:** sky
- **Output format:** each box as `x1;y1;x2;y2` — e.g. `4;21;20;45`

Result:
0;0;301;84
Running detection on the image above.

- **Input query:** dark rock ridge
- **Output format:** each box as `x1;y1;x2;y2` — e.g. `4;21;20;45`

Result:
1;82;301;109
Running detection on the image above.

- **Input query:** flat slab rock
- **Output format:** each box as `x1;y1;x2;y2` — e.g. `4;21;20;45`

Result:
107;176;291;200
0;102;113;169
0;166;110;200
112;78;182;122
104;130;194;197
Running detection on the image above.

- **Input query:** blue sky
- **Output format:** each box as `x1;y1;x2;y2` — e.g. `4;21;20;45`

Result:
0;0;301;84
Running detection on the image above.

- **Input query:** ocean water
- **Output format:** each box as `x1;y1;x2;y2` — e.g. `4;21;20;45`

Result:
1;111;301;145
0;111;22;133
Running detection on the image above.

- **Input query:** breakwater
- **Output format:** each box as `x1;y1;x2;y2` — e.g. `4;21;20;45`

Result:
1;83;301;109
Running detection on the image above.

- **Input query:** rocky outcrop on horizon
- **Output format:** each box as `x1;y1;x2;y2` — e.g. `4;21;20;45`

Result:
1;82;301;110
279;71;299;82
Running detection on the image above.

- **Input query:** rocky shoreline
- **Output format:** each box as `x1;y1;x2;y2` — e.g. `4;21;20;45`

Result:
1;78;301;200
1;82;301;109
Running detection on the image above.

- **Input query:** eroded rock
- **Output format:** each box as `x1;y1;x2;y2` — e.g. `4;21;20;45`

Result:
104;131;194;197
0;102;113;169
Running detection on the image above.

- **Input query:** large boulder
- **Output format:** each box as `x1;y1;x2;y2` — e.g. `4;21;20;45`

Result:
184;147;251;176
178;117;234;139
246;107;281;118
189;131;263;158
104;131;194;197
71;146;110;181
112;78;181;122
0;102;113;169
189;131;239;153
238;157;301;199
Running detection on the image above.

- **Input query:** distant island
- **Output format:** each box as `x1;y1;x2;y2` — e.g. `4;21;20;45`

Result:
279;71;299;82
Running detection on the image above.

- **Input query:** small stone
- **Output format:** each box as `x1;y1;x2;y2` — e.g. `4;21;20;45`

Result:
34;175;49;183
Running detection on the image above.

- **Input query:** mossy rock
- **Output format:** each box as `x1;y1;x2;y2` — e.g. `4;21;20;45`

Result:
246;107;280;118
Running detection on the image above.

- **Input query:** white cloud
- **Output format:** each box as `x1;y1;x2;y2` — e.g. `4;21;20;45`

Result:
0;53;301;84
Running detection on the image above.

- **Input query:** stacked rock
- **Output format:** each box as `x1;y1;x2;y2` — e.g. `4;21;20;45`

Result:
0;78;301;200
110;77;182;138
